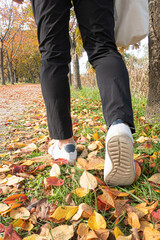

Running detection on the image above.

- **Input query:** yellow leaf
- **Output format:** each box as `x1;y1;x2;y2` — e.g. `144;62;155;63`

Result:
50;206;78;220
12;219;34;231
143;227;160;240
93;132;99;141
80;171;98;190
114;226;123;239
21;160;34;166
127;212;141;229
88;211;106;230
10;207;30;220
72;187;90;197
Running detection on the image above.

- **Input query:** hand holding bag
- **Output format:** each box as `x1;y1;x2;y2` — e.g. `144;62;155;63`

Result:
114;0;149;47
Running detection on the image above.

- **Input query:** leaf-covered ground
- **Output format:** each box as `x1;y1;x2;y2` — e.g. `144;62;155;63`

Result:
0;83;160;240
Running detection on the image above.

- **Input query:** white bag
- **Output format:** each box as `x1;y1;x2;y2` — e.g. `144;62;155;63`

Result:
114;0;149;47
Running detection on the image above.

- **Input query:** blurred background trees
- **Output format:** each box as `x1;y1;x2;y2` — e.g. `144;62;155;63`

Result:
0;0;159;123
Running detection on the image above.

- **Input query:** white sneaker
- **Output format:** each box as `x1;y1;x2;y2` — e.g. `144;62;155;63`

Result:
104;123;135;186
48;140;77;165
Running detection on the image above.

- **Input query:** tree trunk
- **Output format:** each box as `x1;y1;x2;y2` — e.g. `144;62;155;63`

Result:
146;0;160;122
68;63;72;85
73;53;81;90
8;60;14;85
0;41;5;85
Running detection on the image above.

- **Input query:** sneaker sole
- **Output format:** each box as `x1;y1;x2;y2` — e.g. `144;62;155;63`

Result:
105;134;135;186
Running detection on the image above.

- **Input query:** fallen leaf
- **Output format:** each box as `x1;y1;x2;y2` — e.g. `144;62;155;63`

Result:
114;200;129;217
76;158;88;169
136;136;149;143
72;187;90;197
88;142;98;151
117;236;132;240
52;158;68;165
10;207;30;220
88;210;107;230
12;219;34;231
77;223;89;237
50;225;74;240
85;156;105;170
14;143;37;154
0;223;5;233
80;171;98;189
72;203;93;221
127;212;141;229
5;175;24;186
0;186;11;195
50;164;61;177
3;224;22;240
4;194;28;204
139;220;153;232
2;203;22;215
148;173;160;184
151;209;160;222
114;226;123;239
50;206;78;221
107;188;135;197
35;198;49;220
134;161;142;182
45;177;64;186
0;203;9;214
143;227;160;240
0;166;10;173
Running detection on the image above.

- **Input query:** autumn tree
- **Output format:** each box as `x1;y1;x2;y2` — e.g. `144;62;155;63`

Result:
0;0;29;85
146;0;160;122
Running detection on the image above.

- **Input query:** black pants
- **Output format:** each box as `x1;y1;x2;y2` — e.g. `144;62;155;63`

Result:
30;0;135;139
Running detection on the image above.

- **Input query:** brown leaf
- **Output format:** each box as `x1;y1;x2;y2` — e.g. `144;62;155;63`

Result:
114;200;129;217
2;224;22;240
77;223;89;237
35;198;49;220
148;173;160;184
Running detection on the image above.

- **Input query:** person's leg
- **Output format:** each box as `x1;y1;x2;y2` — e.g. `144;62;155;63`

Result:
73;0;135;133
73;0;135;185
30;0;74;148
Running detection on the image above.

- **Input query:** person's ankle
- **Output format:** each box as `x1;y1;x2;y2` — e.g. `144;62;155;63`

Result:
58;137;75;149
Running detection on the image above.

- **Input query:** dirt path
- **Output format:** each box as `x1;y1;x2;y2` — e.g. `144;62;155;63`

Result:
0;84;42;148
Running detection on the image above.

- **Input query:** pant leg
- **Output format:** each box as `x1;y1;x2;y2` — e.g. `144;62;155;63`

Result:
73;0;135;134
30;0;73;139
